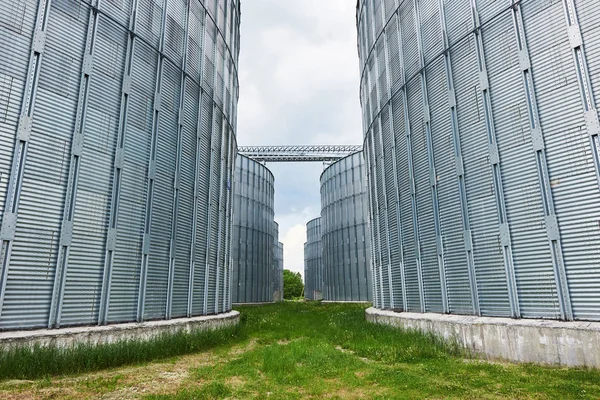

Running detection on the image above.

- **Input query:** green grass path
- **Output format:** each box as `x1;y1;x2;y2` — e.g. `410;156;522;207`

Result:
2;302;600;399
153;302;600;399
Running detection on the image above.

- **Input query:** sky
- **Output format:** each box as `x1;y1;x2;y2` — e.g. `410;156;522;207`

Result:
236;0;363;279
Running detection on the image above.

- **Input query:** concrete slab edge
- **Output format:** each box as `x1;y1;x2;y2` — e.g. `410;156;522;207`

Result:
366;307;600;368
0;311;240;350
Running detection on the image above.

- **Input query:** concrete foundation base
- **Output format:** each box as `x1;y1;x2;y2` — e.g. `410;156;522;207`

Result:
366;307;600;368
0;311;240;350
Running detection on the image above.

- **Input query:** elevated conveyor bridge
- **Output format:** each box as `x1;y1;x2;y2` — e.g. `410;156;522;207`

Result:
238;145;362;162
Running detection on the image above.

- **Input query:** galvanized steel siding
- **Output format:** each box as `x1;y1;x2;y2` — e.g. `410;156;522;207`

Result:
231;155;275;304
0;0;240;330
320;152;372;302
359;0;600;321
304;218;323;301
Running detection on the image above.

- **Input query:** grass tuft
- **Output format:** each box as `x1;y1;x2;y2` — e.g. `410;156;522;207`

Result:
0;324;245;381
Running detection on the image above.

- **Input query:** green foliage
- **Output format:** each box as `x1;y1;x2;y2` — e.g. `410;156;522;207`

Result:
283;269;304;299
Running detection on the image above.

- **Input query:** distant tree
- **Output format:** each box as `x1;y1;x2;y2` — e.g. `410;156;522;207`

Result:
283;270;304;299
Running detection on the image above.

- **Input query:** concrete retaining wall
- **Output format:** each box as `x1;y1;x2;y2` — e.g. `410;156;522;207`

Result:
0;311;240;350
366;308;600;368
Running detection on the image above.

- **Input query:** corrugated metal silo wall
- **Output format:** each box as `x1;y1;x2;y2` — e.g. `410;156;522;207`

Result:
231;155;275;303
358;0;600;321
276;241;284;301
272;221;283;301
304;218;323;300
320;153;372;302
0;0;239;330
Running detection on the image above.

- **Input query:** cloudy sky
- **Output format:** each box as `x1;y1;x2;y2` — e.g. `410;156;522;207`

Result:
236;1;363;279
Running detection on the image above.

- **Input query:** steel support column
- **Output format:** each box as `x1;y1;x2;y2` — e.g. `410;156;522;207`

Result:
438;0;480;315
166;0;192;320
98;0;140;325
414;0;448;313
188;9;208;317
47;0;102;328
0;0;53;319
136;0;169;322
471;0;520;318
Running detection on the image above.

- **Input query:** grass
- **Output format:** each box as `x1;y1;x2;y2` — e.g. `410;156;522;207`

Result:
1;302;600;399
0;324;245;380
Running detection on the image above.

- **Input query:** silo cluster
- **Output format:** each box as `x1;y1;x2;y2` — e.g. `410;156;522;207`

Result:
272;222;284;302
320;153;372;302
0;0;240;330
231;155;275;304
358;0;600;321
304;218;323;300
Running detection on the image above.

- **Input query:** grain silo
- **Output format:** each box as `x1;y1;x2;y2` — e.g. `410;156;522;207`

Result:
358;0;600;321
320;152;372;302
304;217;323;300
231;155;275;303
0;0;240;329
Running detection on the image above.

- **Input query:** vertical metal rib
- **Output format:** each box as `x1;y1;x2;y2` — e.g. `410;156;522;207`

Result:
188;8;208;318
414;0;448;313
136;0;169;323
48;0;102;328
471;0;520;318
382;6;405;312
166;0;192;320
98;0;140;325
437;0;480;315
0;0;53;319
505;0;572;320
203;2;219;315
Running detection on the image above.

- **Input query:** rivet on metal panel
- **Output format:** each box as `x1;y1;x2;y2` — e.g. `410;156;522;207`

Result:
545;215;560;241
455;156;464;176
106;228;117;251
499;223;511;247
585;109;600;137
531;127;545;151
463;230;473;252
179;107;185;126
82;54;94;76
122;75;132;94
17;116;32;142
436;236;443;256
0;213;17;241
71;131;84;156
32;30;46;54
488;143;500;165
448;89;456;108
142;233;151;255
567;25;582;49
115;148;124;169
518;50;530;71
154;92;161;111
148;160;156;180
60;220;73;246
478;71;489;91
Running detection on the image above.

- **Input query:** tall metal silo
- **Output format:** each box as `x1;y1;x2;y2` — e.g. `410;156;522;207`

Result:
272;221;284;301
304;217;323;300
0;0;240;330
274;240;284;302
358;0;600;321
320;153;372;302
232;155;275;304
